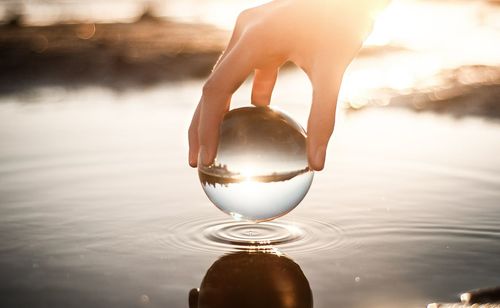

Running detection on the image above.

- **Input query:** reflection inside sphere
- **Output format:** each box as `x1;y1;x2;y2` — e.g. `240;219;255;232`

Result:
189;250;313;308
198;106;314;222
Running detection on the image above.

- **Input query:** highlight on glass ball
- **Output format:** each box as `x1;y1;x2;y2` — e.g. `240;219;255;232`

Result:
198;106;314;222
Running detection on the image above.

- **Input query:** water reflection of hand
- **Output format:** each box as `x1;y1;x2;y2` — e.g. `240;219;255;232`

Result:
189;251;312;308
188;0;388;171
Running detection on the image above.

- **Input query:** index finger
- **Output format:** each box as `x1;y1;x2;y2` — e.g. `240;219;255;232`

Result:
198;38;259;166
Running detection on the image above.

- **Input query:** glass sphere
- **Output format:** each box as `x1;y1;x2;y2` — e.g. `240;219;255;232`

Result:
198;106;314;222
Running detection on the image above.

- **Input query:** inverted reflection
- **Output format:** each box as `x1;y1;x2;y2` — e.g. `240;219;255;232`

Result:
198;106;313;222
189;250;313;308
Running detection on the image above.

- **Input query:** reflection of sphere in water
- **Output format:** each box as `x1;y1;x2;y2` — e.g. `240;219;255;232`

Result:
189;251;313;308
198;106;314;222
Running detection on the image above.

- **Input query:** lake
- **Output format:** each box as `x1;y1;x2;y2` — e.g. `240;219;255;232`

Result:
0;73;499;307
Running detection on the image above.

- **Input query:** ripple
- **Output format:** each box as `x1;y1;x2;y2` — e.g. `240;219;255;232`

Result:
163;216;349;255
204;221;305;246
343;220;500;240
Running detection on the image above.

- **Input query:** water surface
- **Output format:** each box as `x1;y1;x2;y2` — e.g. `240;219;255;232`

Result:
0;79;499;307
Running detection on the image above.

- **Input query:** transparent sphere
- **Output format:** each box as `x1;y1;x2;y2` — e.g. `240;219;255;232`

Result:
198;106;314;222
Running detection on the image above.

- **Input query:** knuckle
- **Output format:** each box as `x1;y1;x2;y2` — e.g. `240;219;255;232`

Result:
239;24;264;45
197;125;208;140
325;123;335;138
235;8;266;36
237;8;256;23
202;79;220;97
323;120;336;140
188;123;197;138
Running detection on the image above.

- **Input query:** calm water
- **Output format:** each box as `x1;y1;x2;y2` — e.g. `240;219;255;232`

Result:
0;74;499;307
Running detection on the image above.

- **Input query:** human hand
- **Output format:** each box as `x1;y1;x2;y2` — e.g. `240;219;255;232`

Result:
189;0;386;170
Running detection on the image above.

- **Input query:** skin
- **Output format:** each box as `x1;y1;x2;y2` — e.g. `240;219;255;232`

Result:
189;0;387;171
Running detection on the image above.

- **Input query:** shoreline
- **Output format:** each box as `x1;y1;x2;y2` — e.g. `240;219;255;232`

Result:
345;65;500;119
1;18;499;119
0;17;229;94
0;18;406;95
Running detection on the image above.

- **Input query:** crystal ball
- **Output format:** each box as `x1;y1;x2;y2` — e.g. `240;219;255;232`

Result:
198;106;314;222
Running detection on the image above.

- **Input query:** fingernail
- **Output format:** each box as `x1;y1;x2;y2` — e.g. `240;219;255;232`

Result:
189;150;197;167
199;146;210;166
312;145;327;171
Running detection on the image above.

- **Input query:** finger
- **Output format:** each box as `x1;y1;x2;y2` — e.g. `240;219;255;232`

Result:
306;67;344;171
251;67;279;106
190;13;248;168
188;101;202;167
199;39;259;166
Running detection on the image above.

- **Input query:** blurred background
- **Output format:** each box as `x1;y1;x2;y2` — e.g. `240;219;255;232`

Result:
0;1;499;307
1;0;499;110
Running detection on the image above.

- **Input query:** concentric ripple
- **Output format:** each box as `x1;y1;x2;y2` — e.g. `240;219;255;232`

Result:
163;215;349;255
203;220;305;247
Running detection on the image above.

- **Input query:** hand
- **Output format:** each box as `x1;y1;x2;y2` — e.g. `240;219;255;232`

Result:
189;0;385;170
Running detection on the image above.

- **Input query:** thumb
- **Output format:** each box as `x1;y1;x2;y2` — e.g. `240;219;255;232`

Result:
306;68;344;171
